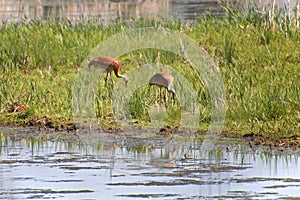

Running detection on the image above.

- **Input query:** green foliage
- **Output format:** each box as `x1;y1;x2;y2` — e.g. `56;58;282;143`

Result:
0;4;299;137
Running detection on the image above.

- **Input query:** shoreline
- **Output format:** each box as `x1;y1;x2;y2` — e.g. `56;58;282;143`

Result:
1;122;300;150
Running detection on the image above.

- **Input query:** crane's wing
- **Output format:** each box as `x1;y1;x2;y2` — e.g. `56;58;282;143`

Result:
88;56;114;70
149;72;173;88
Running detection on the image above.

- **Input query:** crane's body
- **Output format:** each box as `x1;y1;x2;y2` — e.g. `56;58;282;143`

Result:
149;72;176;107
88;56;128;86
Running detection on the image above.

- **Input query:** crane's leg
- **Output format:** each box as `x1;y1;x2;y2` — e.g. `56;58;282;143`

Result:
164;88;168;108
105;71;109;86
159;87;162;102
172;93;176;106
109;71;113;85
156;87;160;104
170;92;175;106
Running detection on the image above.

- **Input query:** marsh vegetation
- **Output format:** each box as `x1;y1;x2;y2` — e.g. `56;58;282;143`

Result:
0;2;299;139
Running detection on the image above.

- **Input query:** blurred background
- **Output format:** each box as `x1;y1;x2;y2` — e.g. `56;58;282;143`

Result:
0;0;296;25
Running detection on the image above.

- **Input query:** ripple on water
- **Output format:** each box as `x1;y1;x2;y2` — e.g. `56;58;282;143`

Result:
0;130;300;199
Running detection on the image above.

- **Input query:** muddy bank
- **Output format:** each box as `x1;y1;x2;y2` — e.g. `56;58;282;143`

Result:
1;122;300;150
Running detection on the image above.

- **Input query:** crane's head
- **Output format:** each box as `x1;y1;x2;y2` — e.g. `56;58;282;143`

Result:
169;88;176;103
168;88;176;96
122;76;128;87
88;60;94;68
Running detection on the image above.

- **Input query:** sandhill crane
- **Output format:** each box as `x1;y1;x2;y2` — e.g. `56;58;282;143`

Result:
149;72;176;107
88;56;128;86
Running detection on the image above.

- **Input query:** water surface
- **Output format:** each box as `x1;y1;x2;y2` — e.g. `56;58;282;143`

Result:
2;0;296;25
0;128;300;199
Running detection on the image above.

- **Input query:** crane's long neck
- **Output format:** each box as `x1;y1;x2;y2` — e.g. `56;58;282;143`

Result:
113;68;123;78
113;69;128;86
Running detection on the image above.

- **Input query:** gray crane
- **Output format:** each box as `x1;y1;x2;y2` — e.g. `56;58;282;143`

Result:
149;72;176;107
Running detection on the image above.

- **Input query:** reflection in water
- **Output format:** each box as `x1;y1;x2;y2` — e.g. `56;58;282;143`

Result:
0;0;238;25
0;0;217;24
0;130;300;199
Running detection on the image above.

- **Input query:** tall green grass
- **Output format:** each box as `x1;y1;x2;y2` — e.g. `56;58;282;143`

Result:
0;4;299;137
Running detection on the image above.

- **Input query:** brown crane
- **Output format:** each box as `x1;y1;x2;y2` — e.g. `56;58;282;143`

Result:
88;56;128;86
149;72;176;107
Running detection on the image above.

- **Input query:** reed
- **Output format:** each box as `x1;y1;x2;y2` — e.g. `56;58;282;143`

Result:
296;1;300;29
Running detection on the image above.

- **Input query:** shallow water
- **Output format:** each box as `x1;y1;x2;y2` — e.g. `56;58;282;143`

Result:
0;128;300;199
0;0;296;25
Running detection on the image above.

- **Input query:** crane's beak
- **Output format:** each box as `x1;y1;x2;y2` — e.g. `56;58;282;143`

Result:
122;76;128;87
172;92;176;103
